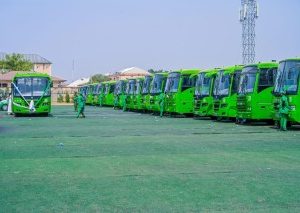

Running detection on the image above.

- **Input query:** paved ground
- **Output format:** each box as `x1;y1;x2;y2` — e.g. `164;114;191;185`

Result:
0;106;300;212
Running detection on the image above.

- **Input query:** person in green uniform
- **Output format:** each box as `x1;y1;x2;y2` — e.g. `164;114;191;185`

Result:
279;90;290;131
76;93;86;118
73;92;78;112
158;92;165;117
122;94;127;112
114;95;119;109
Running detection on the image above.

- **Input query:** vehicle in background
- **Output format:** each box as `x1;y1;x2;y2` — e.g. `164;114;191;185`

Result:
133;78;144;111
93;83;104;105
273;58;300;127
237;62;278;123
194;68;220;118
212;65;243;120
102;81;116;106
114;80;127;108
125;79;136;110
0;99;8;111
149;73;168;112
141;75;153;111
164;69;200;115
86;84;97;105
11;72;52;116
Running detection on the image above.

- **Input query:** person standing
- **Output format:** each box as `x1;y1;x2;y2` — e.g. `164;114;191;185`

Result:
76;93;86;118
279;90;290;131
113;95;119;109
73;92;78;112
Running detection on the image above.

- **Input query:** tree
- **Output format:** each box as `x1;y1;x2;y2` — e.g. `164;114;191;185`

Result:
89;74;110;83
148;69;169;73
0;53;33;71
65;92;70;103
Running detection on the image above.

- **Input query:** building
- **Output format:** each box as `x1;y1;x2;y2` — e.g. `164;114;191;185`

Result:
0;52;52;75
109;67;151;81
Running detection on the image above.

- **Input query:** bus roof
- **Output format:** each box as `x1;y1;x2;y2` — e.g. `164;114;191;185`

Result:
13;72;51;80
244;62;278;69
201;68;221;77
154;72;168;77
220;65;244;75
170;69;200;76
102;81;117;85
279;58;300;63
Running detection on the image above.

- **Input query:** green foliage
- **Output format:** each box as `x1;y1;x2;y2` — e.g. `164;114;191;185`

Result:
57;94;64;103
89;74;110;84
65;92;70;103
148;69;170;73
0;53;33;71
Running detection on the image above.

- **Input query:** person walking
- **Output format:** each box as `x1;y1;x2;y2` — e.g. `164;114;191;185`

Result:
279;90;290;131
76;93;86;118
122;94;127;112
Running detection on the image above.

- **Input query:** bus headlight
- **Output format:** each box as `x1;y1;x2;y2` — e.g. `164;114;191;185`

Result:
290;105;296;111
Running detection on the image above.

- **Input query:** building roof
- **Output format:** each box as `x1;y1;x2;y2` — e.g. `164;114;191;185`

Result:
0;52;52;64
0;71;65;83
67;77;90;87
118;67;150;75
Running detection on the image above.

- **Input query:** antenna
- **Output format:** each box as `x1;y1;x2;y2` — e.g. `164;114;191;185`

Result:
240;0;258;65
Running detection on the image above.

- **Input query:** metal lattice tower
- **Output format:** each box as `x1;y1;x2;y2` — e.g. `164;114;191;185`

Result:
240;0;258;65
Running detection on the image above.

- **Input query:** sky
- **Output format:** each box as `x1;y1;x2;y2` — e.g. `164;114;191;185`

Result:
0;0;299;82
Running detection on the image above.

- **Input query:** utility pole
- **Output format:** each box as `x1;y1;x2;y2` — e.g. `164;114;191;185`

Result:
240;0;259;65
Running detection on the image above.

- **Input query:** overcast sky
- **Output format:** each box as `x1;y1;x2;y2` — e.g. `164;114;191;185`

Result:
1;0;299;81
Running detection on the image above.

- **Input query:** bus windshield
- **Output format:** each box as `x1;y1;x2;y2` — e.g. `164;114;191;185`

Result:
238;67;257;95
142;76;152;94
213;71;230;97
104;84;110;94
115;81;125;95
195;72;211;97
165;72;180;93
135;80;142;94
14;77;50;97
274;60;300;94
126;80;136;95
151;74;164;94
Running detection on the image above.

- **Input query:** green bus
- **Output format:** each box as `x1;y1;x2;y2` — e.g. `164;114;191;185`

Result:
273;58;300;126
194;68;220;118
141;75;153;111
212;65;243;120
149;73;168;112
125;79;137;110
237;62;278;123
114;80;127;108
85;84;97;105
164;69;200;115
93;83;104;106
133;78;144;111
11;72;52;116
102;81;116;106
